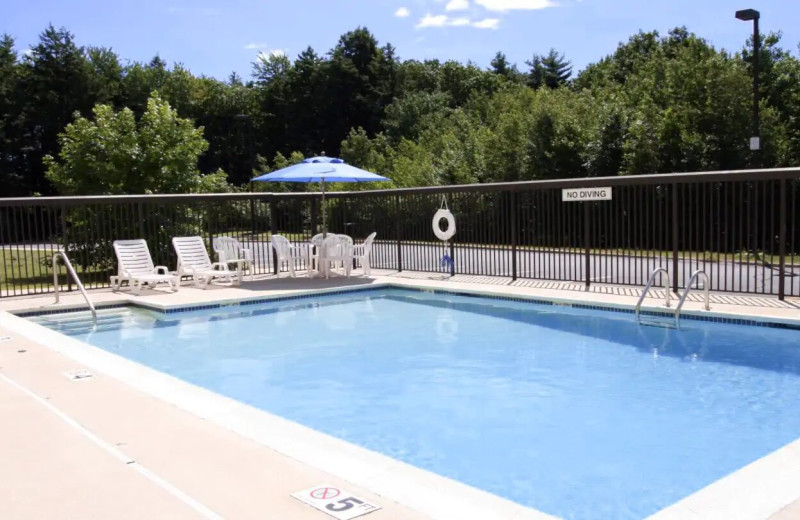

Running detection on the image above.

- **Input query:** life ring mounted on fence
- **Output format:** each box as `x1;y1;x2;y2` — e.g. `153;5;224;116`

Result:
432;208;456;241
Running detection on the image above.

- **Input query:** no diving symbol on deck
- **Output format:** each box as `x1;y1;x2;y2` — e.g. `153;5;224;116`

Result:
292;483;381;520
311;487;340;500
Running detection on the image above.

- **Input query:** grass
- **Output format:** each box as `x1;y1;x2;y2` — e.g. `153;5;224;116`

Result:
0;248;110;291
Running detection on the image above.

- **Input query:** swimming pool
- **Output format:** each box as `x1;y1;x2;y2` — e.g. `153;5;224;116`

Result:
30;288;800;519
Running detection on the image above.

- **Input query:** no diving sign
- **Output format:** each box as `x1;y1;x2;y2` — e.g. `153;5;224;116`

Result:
291;484;381;520
562;187;612;201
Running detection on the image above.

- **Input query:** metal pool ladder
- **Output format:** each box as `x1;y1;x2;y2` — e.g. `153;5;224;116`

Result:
53;250;97;324
674;270;710;328
635;267;671;324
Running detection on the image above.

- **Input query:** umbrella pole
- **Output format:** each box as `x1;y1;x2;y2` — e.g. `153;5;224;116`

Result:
321;179;326;238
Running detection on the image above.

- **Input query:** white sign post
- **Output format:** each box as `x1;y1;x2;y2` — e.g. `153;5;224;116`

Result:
560;187;613;289
561;187;613;202
291;484;381;520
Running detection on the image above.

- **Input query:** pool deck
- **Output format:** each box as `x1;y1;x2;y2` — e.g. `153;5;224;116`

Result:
1;269;800;520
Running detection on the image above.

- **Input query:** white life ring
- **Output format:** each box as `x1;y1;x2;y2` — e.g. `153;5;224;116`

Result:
432;209;456;241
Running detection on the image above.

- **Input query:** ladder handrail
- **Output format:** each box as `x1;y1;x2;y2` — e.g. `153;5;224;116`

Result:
674;270;710;327
635;267;671;322
53;251;97;324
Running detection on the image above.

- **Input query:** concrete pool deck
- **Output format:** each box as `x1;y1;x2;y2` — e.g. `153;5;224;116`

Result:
1;270;800;520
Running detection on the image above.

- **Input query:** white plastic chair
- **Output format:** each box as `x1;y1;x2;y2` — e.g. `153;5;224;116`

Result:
320;234;353;279
213;236;253;280
352;232;377;275
111;239;179;295
270;235;307;278
172;236;237;288
308;233;329;272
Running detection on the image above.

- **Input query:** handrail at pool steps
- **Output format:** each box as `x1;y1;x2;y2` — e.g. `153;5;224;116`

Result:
52;250;97;325
635;267;672;324
674;270;711;329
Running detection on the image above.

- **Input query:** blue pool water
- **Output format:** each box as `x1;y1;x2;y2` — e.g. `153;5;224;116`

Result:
38;289;800;519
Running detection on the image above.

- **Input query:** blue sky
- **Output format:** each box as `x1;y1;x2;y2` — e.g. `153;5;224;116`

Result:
3;0;798;81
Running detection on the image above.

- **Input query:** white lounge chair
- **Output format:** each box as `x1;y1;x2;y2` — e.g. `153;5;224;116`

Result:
270;235;307;278
172;236;237;288
213;236;253;280
353;232;377;275
111;239;179;295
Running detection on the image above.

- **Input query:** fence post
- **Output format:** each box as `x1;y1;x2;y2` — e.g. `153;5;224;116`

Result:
250;198;257;239
779;179;787;300
510;190;518;281
584;201;590;288
270;198;278;275
137;202;145;238
311;197;319;236
395;194;402;272
671;183;679;293
60;203;72;292
206;201;214;255
449;240;455;277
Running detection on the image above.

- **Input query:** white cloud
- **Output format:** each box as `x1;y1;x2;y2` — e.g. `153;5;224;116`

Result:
445;0;469;10
416;13;449;28
247;44;287;58
256;49;287;60
416;12;503;29
472;17;500;28
475;0;556;11
395;6;411;17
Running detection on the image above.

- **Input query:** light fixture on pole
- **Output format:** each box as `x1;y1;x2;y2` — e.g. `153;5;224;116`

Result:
735;8;760;152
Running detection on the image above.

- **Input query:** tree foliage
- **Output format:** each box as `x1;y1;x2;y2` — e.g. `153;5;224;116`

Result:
526;49;572;89
1;24;800;196
44;93;228;194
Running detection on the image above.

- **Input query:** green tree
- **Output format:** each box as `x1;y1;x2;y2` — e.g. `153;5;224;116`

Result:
0;34;21;191
526;49;572;89
321;27;385;154
86;46;123;106
490;51;523;83
44;93;228;194
16;25;97;194
740;32;800;165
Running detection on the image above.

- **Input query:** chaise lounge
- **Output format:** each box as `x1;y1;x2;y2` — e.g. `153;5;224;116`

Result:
110;239;179;295
173;236;238;288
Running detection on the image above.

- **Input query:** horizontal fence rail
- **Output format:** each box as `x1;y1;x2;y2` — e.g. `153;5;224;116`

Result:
1;167;799;299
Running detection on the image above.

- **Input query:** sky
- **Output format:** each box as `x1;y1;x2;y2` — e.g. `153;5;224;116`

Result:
2;0;799;81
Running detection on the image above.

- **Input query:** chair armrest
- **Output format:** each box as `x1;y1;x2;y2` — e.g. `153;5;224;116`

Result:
211;262;231;272
154;265;169;275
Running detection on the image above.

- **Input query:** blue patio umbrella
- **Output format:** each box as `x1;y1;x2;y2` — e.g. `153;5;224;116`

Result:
251;157;390;236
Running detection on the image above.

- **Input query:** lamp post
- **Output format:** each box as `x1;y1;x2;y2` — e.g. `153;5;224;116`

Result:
735;8;760;154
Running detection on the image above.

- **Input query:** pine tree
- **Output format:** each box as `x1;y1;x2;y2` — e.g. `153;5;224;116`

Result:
526;48;572;89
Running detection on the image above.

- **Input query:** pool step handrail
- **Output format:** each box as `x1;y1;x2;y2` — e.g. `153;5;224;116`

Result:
674;270;710;328
635;267;671;324
53;250;97;325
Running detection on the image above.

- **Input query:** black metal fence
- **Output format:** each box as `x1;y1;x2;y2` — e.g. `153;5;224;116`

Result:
2;167;799;299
